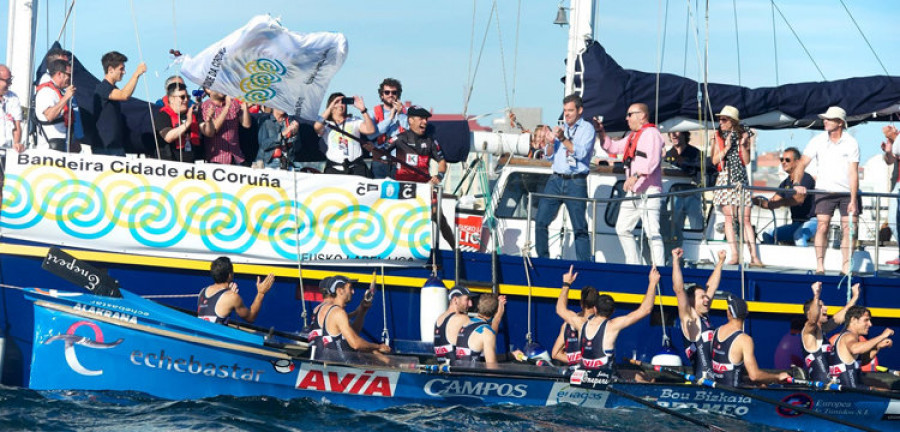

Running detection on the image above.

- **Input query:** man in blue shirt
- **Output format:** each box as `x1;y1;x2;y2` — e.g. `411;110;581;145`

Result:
534;94;594;261
367;78;407;179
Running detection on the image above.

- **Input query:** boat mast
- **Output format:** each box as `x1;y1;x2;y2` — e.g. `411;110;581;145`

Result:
6;0;38;110
563;0;594;97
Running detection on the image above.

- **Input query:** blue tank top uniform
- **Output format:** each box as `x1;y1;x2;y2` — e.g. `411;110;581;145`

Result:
580;318;615;372
306;303;329;357
321;305;350;360
564;322;582;366
433;314;457;362
803;336;834;382
829;332;863;388
683;315;715;378
454;317;495;365
197;287;228;324
711;328;745;386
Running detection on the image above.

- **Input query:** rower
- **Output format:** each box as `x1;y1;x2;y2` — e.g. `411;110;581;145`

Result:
309;275;374;357
454;294;501;368
711;296;790;386
831;305;893;388
551;282;599;366
433;284;471;362
196;256;274;324
671;248;726;378
557;266;659;374
801;281;859;382
318;275;390;361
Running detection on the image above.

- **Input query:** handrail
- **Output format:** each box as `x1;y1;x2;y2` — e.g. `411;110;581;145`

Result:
520;181;899;269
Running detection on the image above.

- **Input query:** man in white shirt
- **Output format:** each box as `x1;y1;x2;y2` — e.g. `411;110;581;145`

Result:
35;60;76;151
792;106;859;274
0;64;23;152
880;125;900;272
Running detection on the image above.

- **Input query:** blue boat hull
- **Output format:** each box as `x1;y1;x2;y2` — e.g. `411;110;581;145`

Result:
23;287;900;432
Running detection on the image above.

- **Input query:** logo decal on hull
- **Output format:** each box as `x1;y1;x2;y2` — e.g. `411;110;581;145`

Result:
44;320;122;376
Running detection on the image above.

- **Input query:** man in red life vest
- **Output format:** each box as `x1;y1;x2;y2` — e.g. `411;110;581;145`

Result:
368;78;406;179
34;59;76;151
596;103;665;266
153;82;198;162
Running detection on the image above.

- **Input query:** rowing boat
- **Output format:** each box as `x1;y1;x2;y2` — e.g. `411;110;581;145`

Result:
24;285;900;431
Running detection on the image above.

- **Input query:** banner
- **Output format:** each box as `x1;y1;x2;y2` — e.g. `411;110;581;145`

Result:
180;15;347;121
1;151;432;265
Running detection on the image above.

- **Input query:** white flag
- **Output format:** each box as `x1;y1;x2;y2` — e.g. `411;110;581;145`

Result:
181;15;348;121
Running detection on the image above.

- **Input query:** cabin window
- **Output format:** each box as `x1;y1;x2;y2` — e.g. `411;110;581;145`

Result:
495;173;550;219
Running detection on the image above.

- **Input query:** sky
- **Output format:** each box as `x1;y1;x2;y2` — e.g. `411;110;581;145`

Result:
1;0;898;163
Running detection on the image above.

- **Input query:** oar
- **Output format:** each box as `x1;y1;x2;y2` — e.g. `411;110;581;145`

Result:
606;384;726;432
787;377;900;400
630;359;878;432
420;363;568;380
875;365;900;377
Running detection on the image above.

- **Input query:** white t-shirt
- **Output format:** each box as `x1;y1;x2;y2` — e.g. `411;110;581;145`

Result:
35;84;66;148
0;90;22;148
323;116;364;166
803;131;859;192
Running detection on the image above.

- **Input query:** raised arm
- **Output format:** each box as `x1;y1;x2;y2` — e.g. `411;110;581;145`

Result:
848;328;893;356
671;248;692;321
739;334;790;383
108;63;146;101
609;267;659;331
705;250;727;298
805;282;822;327
354;96;375;135
832;283;860;325
491;295;506;333
556;265;584;329
232;273;274;323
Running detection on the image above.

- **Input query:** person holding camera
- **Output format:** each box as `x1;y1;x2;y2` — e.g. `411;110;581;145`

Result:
314;92;375;177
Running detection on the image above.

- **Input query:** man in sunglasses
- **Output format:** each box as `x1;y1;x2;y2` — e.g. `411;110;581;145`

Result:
34;60;77;152
0;64;23;152
367;78;406;179
153;81;197;162
754;147;817;246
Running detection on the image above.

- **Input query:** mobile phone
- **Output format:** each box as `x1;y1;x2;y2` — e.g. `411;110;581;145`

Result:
341;97;355;105
594;115;604;123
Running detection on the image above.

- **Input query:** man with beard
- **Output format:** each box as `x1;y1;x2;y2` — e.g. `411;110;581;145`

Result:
153;82;197;162
830;306;892;388
317;275;391;361
801;281;859;382
671;248;727;378
368;78;406;179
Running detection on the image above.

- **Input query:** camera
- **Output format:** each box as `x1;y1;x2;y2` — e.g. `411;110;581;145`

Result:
341;97;355;105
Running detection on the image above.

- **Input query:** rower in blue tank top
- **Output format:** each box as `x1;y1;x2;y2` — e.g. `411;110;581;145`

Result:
196;256;274;325
453;294;502;367
830;305;893;389
551;285;598;366
801;281;859;382
671;248;727;379
710;296;790;386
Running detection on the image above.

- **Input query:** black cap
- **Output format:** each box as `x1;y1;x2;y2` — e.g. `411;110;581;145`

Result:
325;275;358;294
448;284;470;300
406;105;431;119
318;276;334;292
727;296;749;320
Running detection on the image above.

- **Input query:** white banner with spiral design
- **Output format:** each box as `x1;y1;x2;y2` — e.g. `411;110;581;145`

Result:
1;151;432;265
181;15;348;121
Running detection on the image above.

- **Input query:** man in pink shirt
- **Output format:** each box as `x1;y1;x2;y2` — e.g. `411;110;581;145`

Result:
595;103;664;265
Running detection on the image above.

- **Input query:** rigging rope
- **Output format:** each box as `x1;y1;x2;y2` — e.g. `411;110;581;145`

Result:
522;253;533;344
493;0;512;110
463;1;497;117
464;0;477;117
838;0;891;76
380;265;389;345
128;0;162;159
171;0;179;50
653;0;669;125
291;170;308;327
770;0;780;85
65;1;77;153
770;1;826;80
731;0;742;86
55;1;76;43
511;0;522;108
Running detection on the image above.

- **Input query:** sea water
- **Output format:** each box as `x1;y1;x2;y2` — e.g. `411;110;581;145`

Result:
0;386;788;431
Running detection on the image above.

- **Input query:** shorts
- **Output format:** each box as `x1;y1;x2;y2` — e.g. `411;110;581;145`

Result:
814;194;862;217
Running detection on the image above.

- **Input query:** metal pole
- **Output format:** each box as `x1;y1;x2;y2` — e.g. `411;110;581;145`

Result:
875;196;881;274
526;192;533;257
591;200;597;260
454;201;460;286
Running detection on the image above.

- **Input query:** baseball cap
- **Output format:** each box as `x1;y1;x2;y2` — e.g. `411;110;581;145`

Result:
406;105;431;119
325;275;358;294
727;296;749;320
448;284;470;300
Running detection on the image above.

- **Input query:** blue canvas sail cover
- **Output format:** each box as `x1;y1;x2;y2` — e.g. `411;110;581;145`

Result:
579;41;900;133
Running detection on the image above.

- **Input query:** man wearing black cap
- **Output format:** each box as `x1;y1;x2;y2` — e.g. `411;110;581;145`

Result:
196;256;275;324
711;296;790;386
383;105;454;247
433;284;472;362
317;275;390;360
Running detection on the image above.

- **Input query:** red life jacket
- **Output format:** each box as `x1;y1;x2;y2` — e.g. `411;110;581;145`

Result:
622;123;656;164
160;105;200;149
394;134;434;183
714;131;749;171
373;104;406;145
35;81;70;127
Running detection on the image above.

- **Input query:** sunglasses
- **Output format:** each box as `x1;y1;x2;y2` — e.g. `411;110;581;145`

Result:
0;76;12;83
626;111;641;118
170;94;189;100
780;158;793;163
381;90;398;96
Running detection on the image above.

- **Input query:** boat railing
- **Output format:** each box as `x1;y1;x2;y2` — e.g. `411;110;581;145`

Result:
521;182;900;271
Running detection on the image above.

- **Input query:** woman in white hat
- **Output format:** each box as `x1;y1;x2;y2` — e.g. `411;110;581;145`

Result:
710;106;763;266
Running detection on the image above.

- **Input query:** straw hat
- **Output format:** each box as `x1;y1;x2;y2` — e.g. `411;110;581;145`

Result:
817;106;848;128
717;105;740;122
